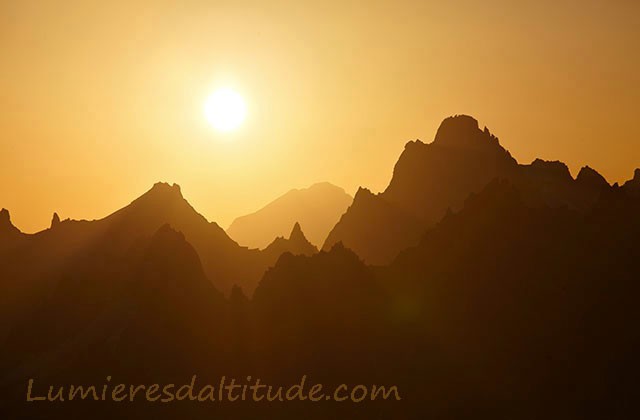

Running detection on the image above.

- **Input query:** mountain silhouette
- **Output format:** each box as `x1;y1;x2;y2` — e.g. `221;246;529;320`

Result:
3;116;640;419
50;212;61;228
576;165;608;188
227;182;352;248
324;115;614;264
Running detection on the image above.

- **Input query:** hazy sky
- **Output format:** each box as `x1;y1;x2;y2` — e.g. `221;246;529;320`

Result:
1;0;639;232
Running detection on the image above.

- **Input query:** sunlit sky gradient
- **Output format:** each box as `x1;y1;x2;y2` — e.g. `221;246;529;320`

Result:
1;0;639;233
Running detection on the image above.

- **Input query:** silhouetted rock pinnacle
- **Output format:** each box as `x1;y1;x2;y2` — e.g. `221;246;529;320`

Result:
0;208;11;227
289;221;305;242
288;222;317;254
0;208;26;255
50;212;61;228
0;208;20;235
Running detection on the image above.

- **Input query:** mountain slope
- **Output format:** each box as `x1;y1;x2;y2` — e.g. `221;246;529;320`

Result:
323;187;423;265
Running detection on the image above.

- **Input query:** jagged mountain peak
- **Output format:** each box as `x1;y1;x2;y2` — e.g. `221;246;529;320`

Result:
0;208;23;244
264;222;318;257
576;166;608;188
147;182;183;198
385;115;517;209
323;240;366;264
289;222;317;253
403;139;426;151
0;208;11;226
0;208;20;234
289;222;305;241
118;182;212;227
622;168;640;194
437;114;479;132
526;159;573;182
433;114;500;149
353;186;377;201
328;240;348;253
623;168;640;185
121;182;191;219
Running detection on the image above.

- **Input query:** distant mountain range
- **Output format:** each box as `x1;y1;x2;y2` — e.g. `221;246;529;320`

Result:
227;182;352;248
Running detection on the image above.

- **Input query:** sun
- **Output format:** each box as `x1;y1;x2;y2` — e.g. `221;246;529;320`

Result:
204;88;247;132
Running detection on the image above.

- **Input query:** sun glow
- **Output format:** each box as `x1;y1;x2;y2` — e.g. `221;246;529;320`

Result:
204;88;247;133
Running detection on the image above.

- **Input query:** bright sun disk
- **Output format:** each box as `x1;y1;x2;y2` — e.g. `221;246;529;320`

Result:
204;88;247;133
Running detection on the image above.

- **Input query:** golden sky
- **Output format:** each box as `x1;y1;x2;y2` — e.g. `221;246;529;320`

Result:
1;0;639;233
